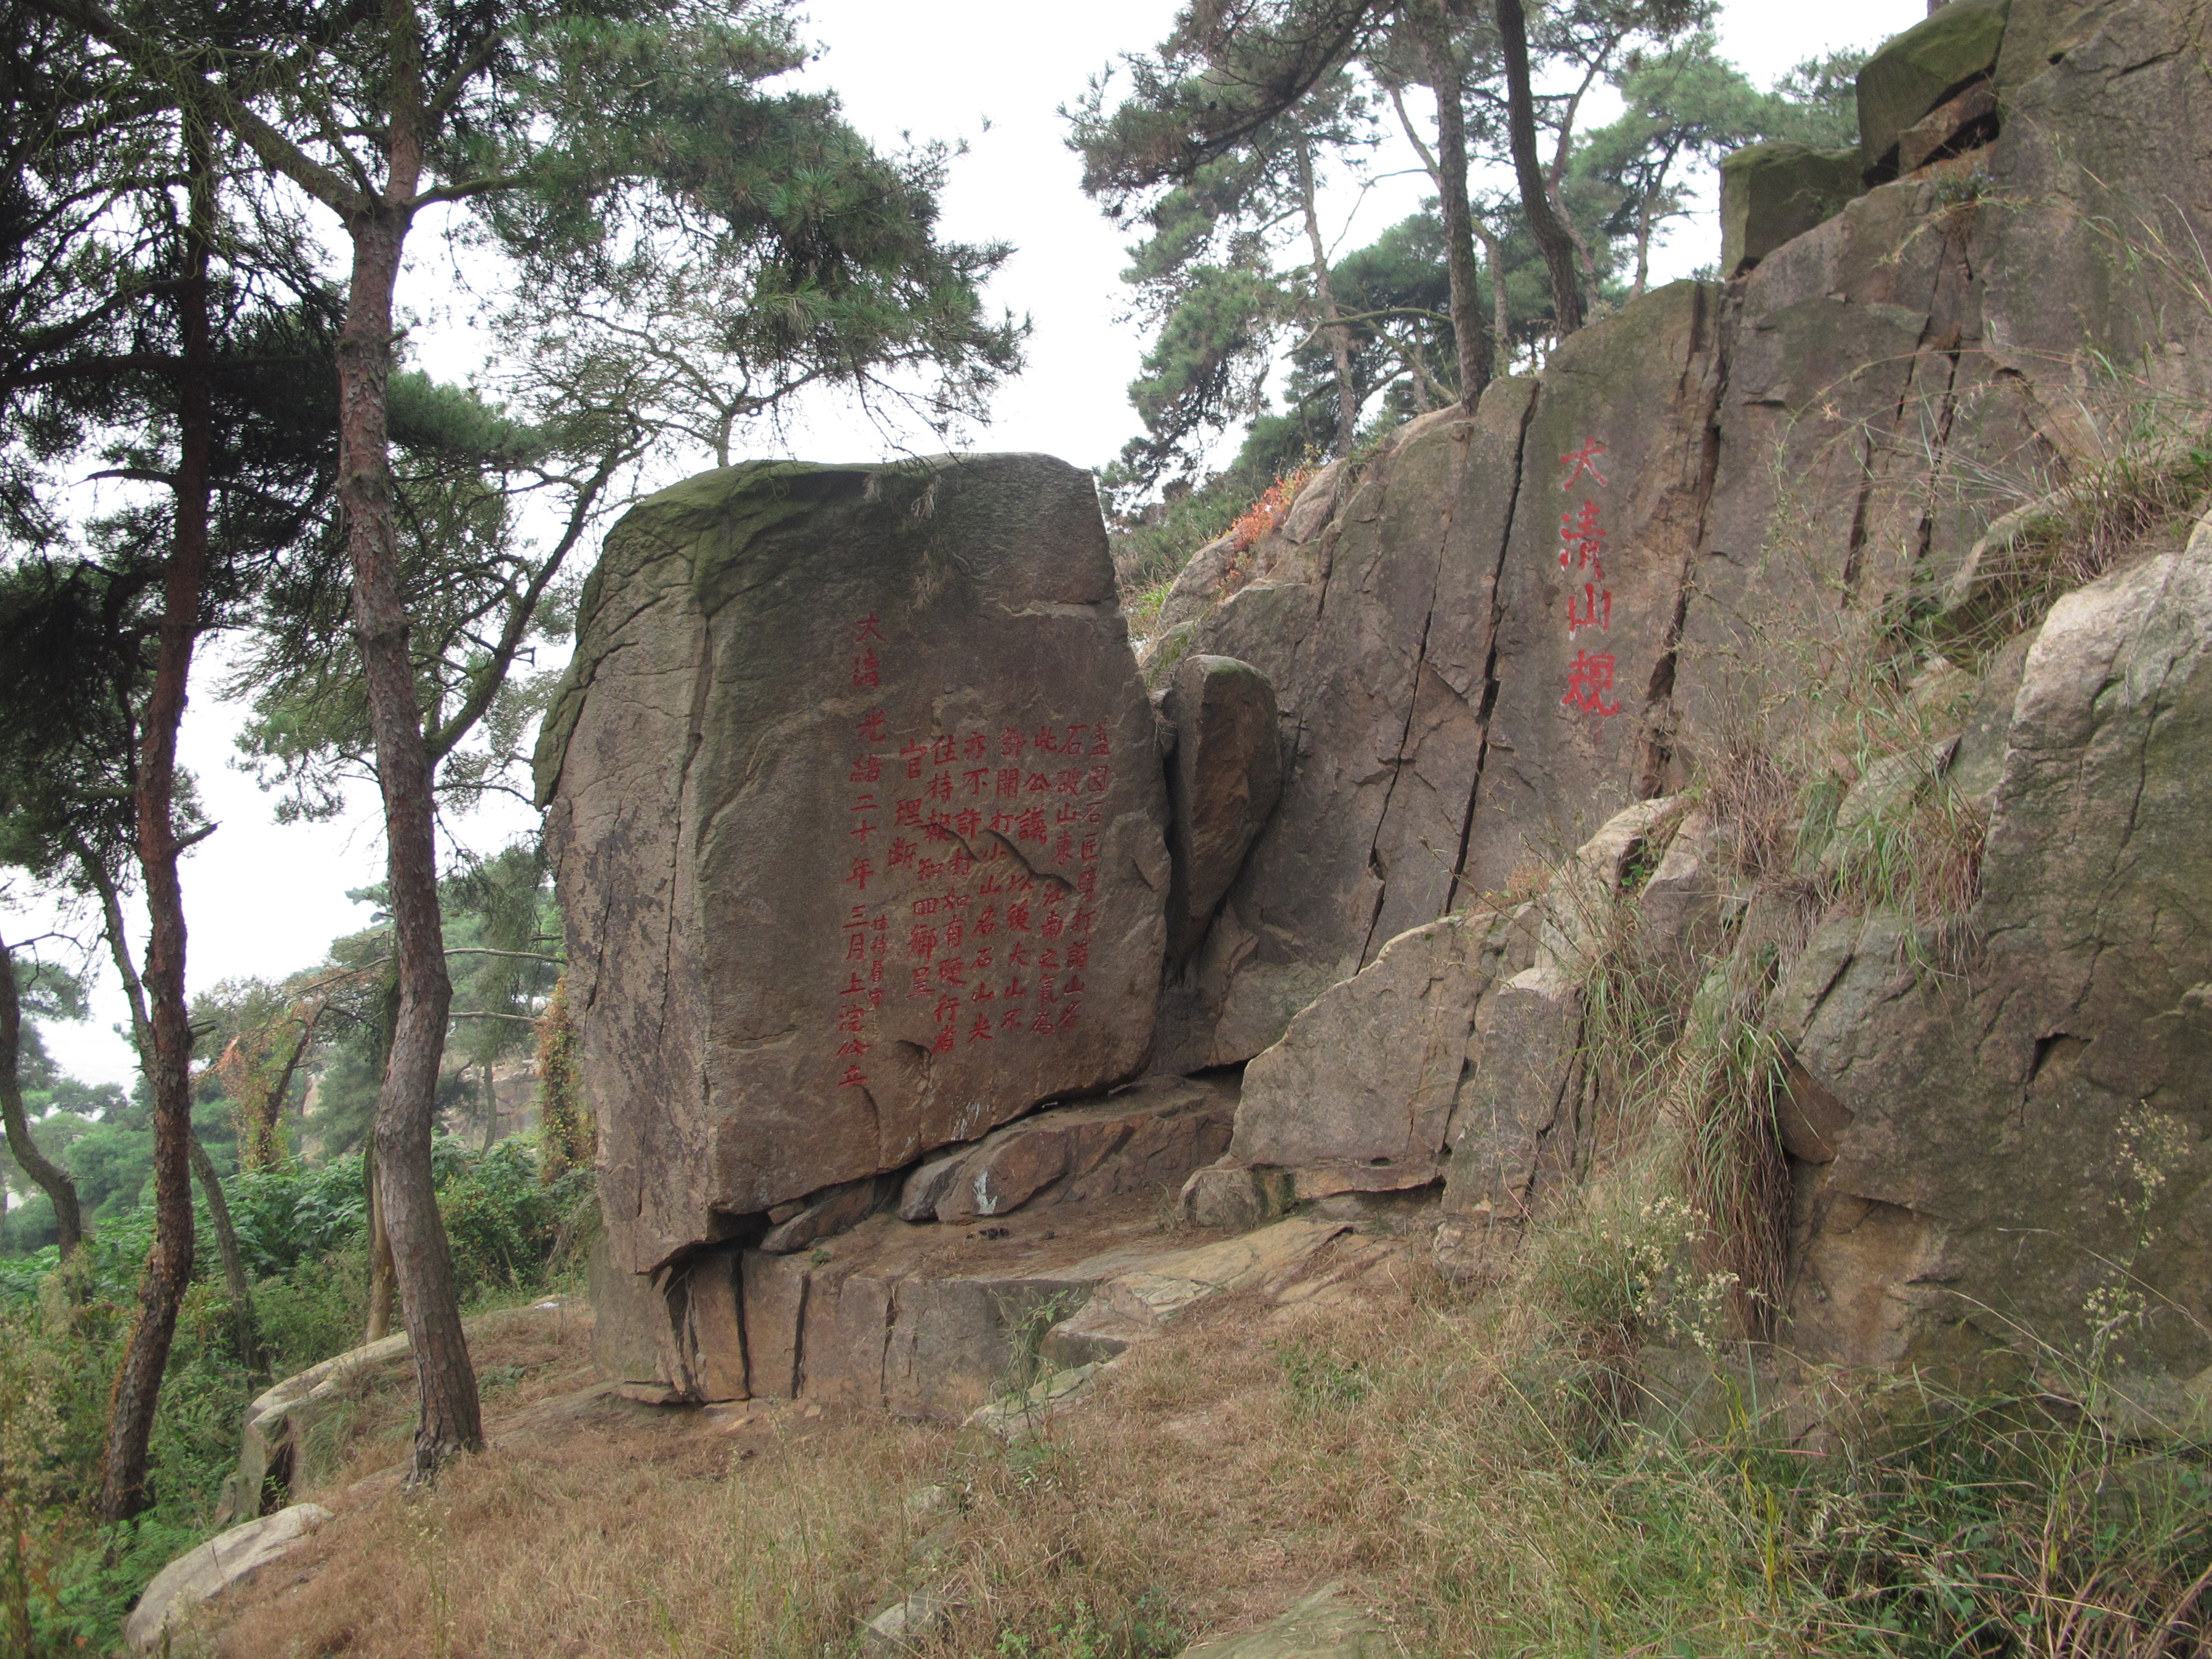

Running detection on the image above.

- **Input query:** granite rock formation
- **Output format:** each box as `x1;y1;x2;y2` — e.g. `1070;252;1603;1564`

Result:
1775;548;2212;1393
537;454;1171;1395
1156;0;2212;1391
540;0;2212;1413
1145;0;2211;1079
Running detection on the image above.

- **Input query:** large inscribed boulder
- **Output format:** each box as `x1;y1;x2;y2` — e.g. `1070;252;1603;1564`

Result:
537;455;1169;1299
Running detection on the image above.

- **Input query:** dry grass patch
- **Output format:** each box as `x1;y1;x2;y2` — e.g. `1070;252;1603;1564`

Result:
292;1301;603;1496
203;1205;2212;1658
220;1373;950;1658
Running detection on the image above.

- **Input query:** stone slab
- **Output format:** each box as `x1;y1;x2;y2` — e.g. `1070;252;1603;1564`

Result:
126;1504;333;1654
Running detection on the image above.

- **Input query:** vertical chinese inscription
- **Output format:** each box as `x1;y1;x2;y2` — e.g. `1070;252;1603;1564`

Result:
828;612;1114;1092
1556;436;1621;718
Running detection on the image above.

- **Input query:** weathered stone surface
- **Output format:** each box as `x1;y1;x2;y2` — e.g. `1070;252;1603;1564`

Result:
862;1590;951;1657
759;1175;893;1255
1718;141;1865;274
1045;1216;1355;1370
930;1075;1237;1223
1780;548;2212;1382
1896;76;2000;173
1176;1160;1298;1230
897;1149;970;1221
589;1241;746;1403
1150;466;1346;652
561;0;2212;1414
702;1084;1239;1410
539;454;1170;1393
1178;1589;1392;1659
1228;907;1527;1198
1634;809;1735;980
1670;149;2067;749
1161;654;1284;961
1090;1217;1350;1327
1459;287;1722;897
1439;800;1698;1247
683;1249;749;1403
125;1504;332;1654
1148;386;1535;1071
212;1334;407;1528
738;1203;1166;1415
957;1362;1104;1444
1194;797;1718;1252
1857;0;2009;176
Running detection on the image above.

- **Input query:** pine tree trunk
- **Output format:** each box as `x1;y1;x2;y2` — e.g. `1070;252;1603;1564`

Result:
188;1132;266;1372
1471;215;1513;380
363;971;398;1342
1495;0;1585;338
99;122;215;1522
263;1012;318;1153
364;1143;397;1341
0;932;83;1259
1293;141;1361;456
1411;7;1492;412
337;175;480;1473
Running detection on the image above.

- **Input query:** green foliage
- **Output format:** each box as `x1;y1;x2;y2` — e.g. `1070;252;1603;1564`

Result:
437;1138;596;1301
0;1129;586;1650
1073;51;1376;484
533;973;591;1179
1569;34;1866;292
1085;10;1883;525
1106;473;1252;605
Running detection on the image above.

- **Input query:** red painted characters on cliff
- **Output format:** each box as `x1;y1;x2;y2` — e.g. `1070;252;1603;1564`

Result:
1555;437;1623;719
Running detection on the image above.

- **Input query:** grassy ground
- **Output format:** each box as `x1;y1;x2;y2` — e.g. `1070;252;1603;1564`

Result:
193;1193;2211;1659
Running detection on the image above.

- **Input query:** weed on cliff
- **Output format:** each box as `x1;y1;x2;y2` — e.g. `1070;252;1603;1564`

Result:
1105;486;1246;613
1916;193;2212;663
1917;400;2212;665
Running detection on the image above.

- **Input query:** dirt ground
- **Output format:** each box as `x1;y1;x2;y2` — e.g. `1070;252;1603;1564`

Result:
201;1225;1426;1659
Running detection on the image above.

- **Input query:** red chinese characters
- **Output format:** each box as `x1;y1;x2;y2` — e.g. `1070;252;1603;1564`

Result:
825;607;1113;1082
1555;437;1623;719
1562;649;1621;716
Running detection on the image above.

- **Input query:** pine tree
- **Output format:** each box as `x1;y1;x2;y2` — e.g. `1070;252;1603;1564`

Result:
31;0;1027;1481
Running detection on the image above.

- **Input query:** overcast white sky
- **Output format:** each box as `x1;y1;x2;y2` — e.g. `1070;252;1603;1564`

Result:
25;0;1925;1090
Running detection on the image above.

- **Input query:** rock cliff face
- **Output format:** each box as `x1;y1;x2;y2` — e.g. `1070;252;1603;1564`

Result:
1151;0;2212;1391
1775;548;2212;1393
543;0;2212;1412
1149;0;2212;1084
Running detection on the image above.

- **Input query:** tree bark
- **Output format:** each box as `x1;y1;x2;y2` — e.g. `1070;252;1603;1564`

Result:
73;839;263;1367
337;15;480;1473
0;932;84;1259
1293;139;1361;456
362;968;398;1342
99;118;215;1522
364;1142;397;1341
1469;215;1514;380
258;1010;318;1161
1405;9;1491;412
1495;0;1585;337
187;1131;265;1372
